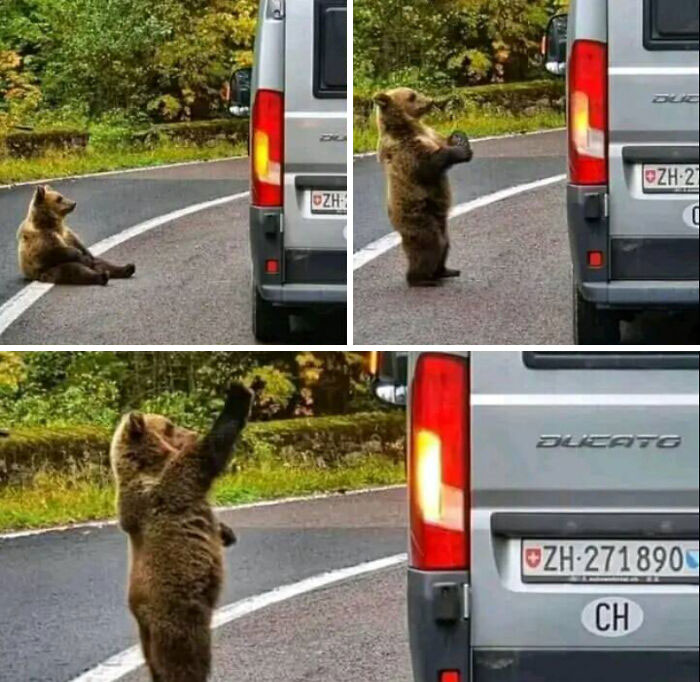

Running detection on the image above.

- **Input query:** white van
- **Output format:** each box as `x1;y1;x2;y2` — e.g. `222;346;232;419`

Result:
545;0;699;343
230;0;347;342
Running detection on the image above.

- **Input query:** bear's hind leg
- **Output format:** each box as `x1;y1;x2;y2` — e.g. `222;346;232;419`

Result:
137;621;163;682
436;236;461;279
93;258;135;279
403;233;442;287
38;263;108;286
149;621;211;682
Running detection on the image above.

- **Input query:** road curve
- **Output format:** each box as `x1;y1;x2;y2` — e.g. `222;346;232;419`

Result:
0;488;407;682
353;130;698;344
123;565;411;682
0;159;346;344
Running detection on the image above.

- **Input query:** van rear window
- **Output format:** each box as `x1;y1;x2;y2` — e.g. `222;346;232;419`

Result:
523;352;699;370
314;0;347;98
645;0;700;50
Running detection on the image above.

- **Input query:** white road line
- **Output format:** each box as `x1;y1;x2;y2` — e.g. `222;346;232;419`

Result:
353;127;566;159
353;174;567;270
0;192;249;337
0;484;404;540
69;553;408;682
0;156;246;190
472;393;699;407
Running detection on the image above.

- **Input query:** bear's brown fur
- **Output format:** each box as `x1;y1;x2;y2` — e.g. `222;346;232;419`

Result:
17;185;135;285
110;385;252;682
374;88;473;286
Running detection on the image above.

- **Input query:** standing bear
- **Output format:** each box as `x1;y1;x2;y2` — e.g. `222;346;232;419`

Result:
110;384;252;682
17;185;135;285
374;88;473;286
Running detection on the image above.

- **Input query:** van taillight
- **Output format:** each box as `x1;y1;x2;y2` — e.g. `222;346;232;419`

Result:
568;40;608;185
409;354;469;571
252;89;284;207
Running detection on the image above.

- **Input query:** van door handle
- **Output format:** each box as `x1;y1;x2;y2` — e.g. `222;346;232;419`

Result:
491;513;699;539
622;146;700;164
294;176;347;191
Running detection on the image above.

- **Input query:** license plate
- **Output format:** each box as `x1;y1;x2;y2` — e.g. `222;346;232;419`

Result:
643;164;699;194
310;190;347;214
522;539;700;584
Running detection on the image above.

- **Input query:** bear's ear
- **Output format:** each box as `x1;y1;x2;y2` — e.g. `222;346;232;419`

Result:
34;186;46;203
373;92;390;109
128;412;145;439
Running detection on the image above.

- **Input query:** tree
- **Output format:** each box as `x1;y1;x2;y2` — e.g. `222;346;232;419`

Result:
0;0;258;122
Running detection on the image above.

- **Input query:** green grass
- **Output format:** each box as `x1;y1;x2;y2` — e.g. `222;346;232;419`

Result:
0;454;406;532
353;110;565;154
0;140;246;184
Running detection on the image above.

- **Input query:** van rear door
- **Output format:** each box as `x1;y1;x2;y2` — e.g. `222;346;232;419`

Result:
283;0;347;253
470;352;699;662
607;0;699;281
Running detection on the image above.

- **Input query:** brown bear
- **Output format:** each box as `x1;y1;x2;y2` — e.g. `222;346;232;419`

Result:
374;87;473;286
17;185;135;285
110;384;252;682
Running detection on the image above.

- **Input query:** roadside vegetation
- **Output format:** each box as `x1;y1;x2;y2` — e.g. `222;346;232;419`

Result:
0;352;406;532
0;454;405;532
353;0;569;152
0;1;257;182
354;99;564;154
0;140;246;184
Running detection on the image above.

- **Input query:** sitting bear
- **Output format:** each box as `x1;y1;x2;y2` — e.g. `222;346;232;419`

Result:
374;88;474;286
17;185;135;285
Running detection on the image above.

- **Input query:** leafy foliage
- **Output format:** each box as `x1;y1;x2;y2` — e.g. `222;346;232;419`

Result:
0;0;258;126
354;0;570;90
0;352;378;430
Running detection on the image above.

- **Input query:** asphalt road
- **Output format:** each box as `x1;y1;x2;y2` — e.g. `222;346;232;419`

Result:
0;488;408;682
0;160;346;344
353;130;699;344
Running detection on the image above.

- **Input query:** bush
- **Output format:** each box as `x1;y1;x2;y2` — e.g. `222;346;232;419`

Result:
133;118;249;147
0;426;110;486
354;79;565;123
1;128;89;158
0;411;406;486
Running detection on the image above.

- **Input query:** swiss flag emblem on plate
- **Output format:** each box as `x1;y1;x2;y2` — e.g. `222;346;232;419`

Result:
645;169;657;183
525;547;542;569
313;195;323;206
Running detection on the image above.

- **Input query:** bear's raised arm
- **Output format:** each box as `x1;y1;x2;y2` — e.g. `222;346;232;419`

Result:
157;384;252;498
199;384;253;480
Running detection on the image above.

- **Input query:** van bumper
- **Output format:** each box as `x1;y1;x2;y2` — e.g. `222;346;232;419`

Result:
472;650;699;682
250;206;346;308
408;568;471;682
258;282;346;305
580;280;699;307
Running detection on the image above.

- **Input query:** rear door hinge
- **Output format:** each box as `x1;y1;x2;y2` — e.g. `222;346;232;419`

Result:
269;0;285;19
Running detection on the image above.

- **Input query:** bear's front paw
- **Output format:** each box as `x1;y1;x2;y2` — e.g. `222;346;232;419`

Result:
448;131;470;148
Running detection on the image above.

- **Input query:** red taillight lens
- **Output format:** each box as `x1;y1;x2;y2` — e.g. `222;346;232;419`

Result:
568;40;608;185
251;89;284;207
440;672;461;682
409;354;469;571
587;250;604;268
265;258;280;275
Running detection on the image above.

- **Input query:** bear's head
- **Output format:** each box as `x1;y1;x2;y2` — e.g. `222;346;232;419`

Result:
110;412;198;486
31;185;77;222
373;88;434;127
